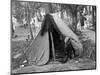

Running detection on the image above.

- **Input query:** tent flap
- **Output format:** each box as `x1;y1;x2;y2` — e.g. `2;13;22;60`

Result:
52;14;83;55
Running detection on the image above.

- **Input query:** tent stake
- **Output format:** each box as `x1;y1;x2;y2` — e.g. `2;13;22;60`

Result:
50;32;56;61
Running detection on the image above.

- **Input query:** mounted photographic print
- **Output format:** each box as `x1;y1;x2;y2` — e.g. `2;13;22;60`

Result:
11;0;96;74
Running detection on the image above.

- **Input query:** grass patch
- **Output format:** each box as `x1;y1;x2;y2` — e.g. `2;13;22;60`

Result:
11;40;31;70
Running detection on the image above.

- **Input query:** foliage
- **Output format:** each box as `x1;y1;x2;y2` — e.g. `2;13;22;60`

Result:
81;40;96;61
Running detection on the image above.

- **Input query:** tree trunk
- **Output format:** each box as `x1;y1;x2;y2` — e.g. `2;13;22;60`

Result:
72;15;77;32
11;22;14;37
61;11;64;19
29;24;34;39
92;6;96;31
48;4;53;13
74;15;77;32
33;23;36;38
92;6;96;26
27;3;34;40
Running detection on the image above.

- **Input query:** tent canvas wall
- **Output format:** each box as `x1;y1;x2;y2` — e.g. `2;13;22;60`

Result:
25;14;83;66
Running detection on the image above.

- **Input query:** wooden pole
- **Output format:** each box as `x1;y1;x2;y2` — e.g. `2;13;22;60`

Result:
50;32;56;61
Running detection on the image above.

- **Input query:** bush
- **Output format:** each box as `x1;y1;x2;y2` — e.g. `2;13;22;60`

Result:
81;40;96;61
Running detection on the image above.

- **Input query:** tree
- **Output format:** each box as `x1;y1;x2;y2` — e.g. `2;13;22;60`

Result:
60;4;85;32
25;2;34;40
12;1;25;23
11;20;14;37
92;6;96;31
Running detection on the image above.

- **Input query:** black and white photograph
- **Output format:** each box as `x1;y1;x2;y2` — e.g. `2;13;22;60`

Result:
11;0;96;74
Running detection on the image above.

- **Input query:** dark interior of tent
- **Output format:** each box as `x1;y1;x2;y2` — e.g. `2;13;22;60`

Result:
40;14;76;63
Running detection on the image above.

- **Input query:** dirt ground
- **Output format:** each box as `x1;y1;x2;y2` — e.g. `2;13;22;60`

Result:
12;58;95;73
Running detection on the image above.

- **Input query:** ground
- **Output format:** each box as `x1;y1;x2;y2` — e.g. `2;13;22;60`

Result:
12;58;95;73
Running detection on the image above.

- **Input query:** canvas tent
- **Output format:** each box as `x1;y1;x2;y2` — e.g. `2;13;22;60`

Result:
25;14;83;66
